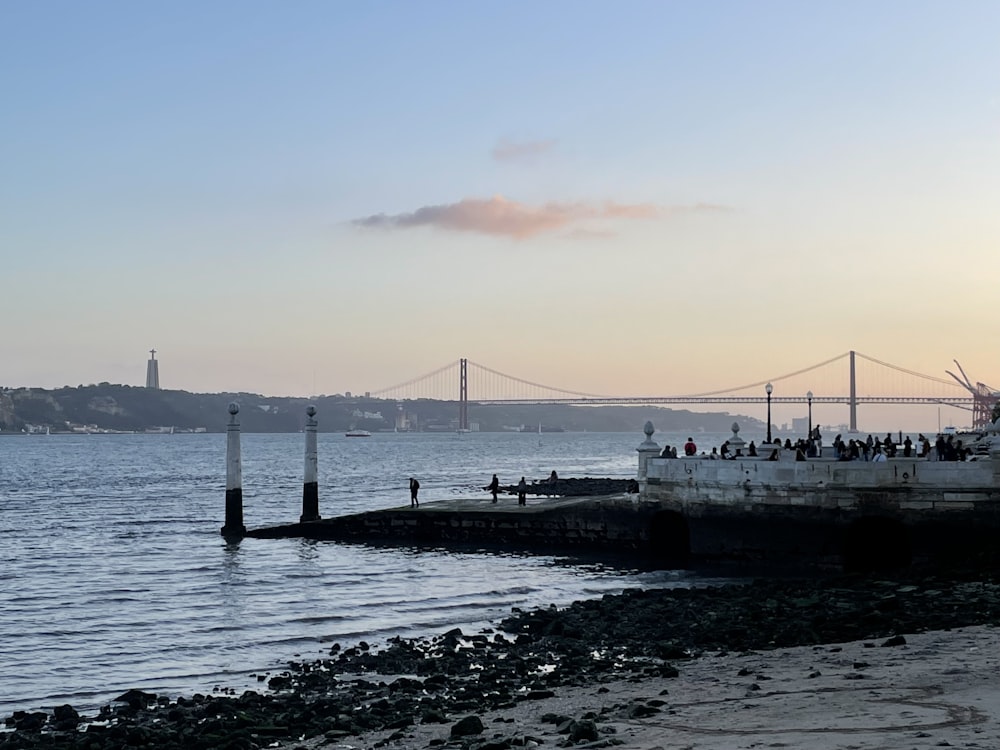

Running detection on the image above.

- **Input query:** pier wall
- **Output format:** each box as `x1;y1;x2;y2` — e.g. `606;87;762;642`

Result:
641;452;1000;568
247;498;671;557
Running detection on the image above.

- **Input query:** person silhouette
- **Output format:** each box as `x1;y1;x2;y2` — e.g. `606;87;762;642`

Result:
409;477;420;508
487;474;500;503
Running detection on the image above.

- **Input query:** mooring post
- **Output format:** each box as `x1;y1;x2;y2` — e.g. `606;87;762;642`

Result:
300;405;321;523
221;402;246;539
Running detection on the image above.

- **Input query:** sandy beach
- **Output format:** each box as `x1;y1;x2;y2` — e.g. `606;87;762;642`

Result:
312;625;1000;750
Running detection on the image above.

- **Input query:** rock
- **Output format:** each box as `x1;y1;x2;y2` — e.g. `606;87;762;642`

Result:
451;715;485;737
477;739;513;750
113;688;157;708
12;711;47;732
567;719;599;742
525;689;555;700
626;703;660;719
51;703;80;730
881;635;907;647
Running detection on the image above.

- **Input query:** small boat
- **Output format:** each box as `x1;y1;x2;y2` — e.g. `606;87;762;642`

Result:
345;429;372;438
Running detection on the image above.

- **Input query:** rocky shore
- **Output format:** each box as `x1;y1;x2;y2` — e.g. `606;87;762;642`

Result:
4;571;1000;749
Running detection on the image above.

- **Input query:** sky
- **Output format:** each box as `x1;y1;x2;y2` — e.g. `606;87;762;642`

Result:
2;1;999;431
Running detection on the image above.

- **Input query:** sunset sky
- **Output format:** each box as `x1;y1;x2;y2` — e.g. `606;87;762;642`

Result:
3;1;999;431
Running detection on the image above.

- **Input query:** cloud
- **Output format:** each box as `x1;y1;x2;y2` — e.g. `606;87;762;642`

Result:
353;196;728;240
491;138;556;163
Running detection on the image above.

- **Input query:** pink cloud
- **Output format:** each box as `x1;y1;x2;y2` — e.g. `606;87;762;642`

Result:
353;196;727;240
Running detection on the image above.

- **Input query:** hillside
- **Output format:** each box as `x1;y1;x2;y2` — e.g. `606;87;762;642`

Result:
0;384;763;434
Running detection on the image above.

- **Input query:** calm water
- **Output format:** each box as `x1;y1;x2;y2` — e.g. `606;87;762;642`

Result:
0;429;736;717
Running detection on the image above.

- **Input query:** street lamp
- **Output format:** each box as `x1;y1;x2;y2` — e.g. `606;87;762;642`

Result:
806;390;813;439
765;382;773;444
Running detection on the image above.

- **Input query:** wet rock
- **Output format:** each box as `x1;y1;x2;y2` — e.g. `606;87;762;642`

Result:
113;688;158;709
51;703;80;731
11;711;47;732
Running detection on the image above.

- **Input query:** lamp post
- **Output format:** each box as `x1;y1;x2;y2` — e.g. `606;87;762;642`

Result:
765;382;773;444
806;390;813;439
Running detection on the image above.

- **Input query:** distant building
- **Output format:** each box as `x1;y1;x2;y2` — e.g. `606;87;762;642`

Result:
145;349;160;389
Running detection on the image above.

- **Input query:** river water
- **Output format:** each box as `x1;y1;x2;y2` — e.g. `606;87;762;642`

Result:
0;428;737;717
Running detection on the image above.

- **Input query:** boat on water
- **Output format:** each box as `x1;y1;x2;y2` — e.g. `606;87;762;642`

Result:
345;429;372;438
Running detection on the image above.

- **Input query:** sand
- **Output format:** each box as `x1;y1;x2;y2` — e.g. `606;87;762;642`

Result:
302;625;1000;750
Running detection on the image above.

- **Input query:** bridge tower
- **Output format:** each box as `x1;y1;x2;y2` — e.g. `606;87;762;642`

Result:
459;358;468;430
849;350;857;432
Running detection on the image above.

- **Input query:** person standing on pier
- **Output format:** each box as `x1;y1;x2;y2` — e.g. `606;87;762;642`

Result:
517;477;527;506
409;477;420;508
487;474;500;503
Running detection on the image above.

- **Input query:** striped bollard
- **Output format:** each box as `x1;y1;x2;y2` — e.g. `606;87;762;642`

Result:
221;402;246;538
300;405;321;522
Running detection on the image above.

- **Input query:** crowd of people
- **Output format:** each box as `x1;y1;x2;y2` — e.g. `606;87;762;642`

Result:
659;428;980;463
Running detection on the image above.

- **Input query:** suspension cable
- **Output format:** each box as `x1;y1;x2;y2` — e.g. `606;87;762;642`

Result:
370;360;459;396
467;360;609;398
678;352;851;397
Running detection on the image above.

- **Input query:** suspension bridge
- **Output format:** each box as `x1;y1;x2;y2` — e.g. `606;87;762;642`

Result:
369;351;998;432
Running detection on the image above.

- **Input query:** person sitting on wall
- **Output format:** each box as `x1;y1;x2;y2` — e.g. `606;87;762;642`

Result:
709;447;720;460
872;446;887;463
748;440;757;457
720;441;730;459
767;448;780;461
683;437;697;456
661;445;673;458
626;478;640;494
783;438;793;450
795;445;806;461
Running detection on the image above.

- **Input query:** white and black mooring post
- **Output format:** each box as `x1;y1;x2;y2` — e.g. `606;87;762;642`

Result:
300;405;321;523
221;402;246;538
